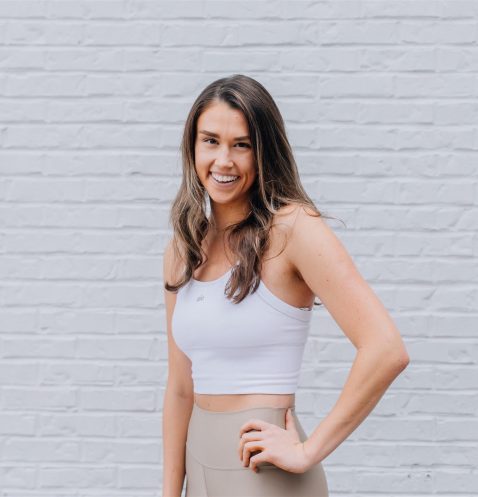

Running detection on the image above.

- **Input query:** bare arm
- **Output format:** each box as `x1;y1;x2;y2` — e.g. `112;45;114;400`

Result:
162;391;193;497
286;207;410;466
305;343;408;465
162;239;195;496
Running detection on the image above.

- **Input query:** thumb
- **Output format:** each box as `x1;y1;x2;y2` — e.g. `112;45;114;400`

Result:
285;408;296;429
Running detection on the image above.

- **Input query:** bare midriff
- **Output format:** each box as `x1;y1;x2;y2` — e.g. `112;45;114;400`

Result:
193;393;296;412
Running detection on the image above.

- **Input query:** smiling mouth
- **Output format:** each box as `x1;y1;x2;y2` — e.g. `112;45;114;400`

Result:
209;172;240;185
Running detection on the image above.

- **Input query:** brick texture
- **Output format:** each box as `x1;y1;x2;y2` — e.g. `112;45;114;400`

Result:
0;1;477;495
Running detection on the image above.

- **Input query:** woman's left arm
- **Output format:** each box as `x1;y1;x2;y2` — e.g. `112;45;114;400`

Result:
286;206;410;467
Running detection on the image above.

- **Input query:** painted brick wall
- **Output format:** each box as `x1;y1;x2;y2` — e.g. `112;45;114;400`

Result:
0;1;477;495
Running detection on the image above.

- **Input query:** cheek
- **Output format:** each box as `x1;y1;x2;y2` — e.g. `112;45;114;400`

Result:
247;169;257;185
194;160;208;178
193;166;208;187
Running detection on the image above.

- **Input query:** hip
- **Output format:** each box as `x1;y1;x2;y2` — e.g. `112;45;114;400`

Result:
185;402;328;497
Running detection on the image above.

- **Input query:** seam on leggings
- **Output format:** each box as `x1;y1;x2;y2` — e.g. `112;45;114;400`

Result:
186;445;211;495
194;405;296;415
201;457;209;496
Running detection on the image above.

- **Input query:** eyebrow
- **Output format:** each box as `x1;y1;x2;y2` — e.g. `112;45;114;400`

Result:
198;130;250;141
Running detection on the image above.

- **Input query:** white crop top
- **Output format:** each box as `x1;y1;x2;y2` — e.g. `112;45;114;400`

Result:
171;262;313;394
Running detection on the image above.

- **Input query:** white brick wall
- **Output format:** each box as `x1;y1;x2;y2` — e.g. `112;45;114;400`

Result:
0;1;477;495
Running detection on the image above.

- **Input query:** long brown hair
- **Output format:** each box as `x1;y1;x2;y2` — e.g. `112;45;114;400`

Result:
165;74;337;307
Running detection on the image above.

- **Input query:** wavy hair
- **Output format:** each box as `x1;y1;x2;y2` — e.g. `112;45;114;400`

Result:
165;74;337;307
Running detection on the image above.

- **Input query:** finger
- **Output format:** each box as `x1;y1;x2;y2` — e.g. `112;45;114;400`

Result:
239;419;269;437
285;408;299;433
237;430;265;460
242;441;265;468
249;452;268;473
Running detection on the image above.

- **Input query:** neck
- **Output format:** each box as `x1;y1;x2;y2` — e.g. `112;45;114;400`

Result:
210;201;251;232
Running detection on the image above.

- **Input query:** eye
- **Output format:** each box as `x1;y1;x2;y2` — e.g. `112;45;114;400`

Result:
202;138;250;148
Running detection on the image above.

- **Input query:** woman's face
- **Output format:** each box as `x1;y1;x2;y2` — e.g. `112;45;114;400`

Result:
194;100;256;206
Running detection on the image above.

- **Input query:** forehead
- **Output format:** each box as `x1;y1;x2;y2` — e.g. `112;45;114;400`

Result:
197;101;249;134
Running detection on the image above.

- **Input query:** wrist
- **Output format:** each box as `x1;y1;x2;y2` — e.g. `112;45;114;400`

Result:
302;438;316;468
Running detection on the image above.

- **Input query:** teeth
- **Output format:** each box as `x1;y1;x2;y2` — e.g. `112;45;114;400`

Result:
211;172;239;183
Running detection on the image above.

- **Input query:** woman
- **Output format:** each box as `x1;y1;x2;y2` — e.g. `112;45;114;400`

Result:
162;74;410;497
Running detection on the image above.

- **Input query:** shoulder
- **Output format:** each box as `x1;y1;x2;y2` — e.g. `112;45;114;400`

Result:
284;202;346;276
285;203;357;293
270;202;304;231
289;202;340;251
269;202;326;266
271;202;320;235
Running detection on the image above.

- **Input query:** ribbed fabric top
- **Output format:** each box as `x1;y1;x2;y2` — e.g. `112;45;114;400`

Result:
171;263;313;394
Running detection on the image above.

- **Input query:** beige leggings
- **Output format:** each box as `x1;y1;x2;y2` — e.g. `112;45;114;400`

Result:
185;403;329;497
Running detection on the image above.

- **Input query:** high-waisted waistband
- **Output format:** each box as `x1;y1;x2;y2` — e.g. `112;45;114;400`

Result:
186;403;305;470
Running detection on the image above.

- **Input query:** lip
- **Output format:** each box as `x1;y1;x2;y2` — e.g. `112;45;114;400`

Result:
209;172;240;188
210;171;240;177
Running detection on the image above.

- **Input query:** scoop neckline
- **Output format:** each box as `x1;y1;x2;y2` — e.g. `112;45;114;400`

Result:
190;265;313;320
191;265;234;285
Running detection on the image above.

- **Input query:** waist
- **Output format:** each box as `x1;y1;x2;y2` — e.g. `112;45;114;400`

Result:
186;402;302;470
193;392;295;412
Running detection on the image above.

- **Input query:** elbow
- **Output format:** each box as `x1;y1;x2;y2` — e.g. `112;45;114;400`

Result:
384;335;410;371
391;347;410;372
397;352;410;371
396;341;411;369
380;343;410;372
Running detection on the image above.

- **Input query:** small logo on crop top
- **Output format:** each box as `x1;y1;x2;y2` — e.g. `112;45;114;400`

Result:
196;295;205;302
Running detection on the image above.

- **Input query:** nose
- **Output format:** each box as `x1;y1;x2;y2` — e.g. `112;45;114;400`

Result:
214;147;234;167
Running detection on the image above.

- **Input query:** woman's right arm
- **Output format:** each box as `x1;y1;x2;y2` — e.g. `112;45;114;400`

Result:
162;239;194;497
